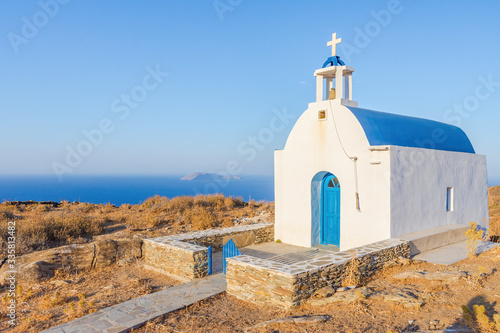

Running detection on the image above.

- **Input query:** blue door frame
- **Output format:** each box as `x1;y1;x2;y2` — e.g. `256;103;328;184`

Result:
320;174;340;246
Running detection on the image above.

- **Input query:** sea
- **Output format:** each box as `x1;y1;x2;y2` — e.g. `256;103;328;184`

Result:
1;175;497;206
0;175;275;206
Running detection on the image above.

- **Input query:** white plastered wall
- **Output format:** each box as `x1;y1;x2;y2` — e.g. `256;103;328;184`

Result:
274;101;392;250
389;146;489;236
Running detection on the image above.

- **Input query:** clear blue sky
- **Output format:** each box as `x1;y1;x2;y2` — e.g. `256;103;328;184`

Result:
1;0;499;185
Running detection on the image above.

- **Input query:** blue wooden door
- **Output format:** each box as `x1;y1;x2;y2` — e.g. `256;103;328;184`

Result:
321;174;340;246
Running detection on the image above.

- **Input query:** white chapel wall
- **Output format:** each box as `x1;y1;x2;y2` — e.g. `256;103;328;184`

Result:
275;102;392;250
389;146;489;237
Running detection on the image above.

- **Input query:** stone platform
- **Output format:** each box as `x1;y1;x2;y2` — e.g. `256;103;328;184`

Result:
226;238;410;307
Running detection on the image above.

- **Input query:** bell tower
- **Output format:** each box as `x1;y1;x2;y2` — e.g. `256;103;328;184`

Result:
314;33;358;107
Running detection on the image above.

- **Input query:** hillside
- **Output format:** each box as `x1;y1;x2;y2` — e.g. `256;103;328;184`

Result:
489;185;500;236
0;194;273;256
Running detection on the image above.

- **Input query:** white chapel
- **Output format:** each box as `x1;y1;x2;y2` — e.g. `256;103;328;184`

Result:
274;33;489;251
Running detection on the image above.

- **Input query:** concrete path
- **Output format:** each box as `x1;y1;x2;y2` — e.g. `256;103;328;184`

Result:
41;273;226;333
413;240;499;265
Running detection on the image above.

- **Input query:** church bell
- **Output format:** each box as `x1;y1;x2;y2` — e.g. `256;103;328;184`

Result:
328;88;336;100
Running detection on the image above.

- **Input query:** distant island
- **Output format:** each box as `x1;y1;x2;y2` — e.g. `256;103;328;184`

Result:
180;172;242;181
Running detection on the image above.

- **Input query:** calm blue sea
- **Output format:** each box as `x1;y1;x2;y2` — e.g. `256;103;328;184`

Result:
0;175;274;205
1;175;496;206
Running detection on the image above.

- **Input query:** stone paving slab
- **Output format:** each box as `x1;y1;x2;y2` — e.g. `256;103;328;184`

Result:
413;240;500;265
229;238;408;276
41;274;226;333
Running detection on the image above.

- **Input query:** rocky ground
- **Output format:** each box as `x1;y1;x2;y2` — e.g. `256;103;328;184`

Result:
0;260;178;332
137;247;500;332
0;187;498;332
0;195;273;332
489;186;500;238
6;246;500;332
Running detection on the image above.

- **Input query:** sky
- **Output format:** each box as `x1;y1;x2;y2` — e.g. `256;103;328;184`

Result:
1;0;499;184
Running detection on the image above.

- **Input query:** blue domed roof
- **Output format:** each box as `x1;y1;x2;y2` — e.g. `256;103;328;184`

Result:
347;107;475;154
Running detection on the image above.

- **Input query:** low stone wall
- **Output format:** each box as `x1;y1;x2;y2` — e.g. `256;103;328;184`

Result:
226;238;410;307
144;223;273;281
171;223;274;250
143;239;208;281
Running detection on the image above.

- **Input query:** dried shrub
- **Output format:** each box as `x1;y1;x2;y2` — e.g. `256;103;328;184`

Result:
41;291;67;309
0;209;105;255
132;194;263;230
463;304;500;332
224;197;236;209
0;209;15;221
168;196;194;213
73;203;95;214
222;217;233;227
143;212;171;228
142;195;170;212
101;203;117;213
341;251;362;287
465;221;488;257
186;206;218;230
36;204;51;213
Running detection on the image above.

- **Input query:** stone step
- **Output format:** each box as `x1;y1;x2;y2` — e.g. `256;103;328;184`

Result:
398;224;468;256
313;244;340;252
412;240;499;265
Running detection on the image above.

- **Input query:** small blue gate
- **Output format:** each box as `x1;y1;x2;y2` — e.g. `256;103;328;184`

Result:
207;246;213;275
223;239;241;274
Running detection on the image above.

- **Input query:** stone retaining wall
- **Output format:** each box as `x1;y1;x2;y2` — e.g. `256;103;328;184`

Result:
171;223;274;250
143;239;208;281
144;223;273;281
226;238;410;307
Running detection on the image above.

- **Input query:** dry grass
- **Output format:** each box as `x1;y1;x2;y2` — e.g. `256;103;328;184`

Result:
0;194;274;256
463;304;500;332
465;221;486;257
0;202;106;255
489;185;500;238
0;261;179;332
341;250;362;287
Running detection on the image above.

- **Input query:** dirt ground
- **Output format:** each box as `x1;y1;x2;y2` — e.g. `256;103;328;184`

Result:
135;247;500;333
489;186;500;237
4;248;500;333
0;260;178;332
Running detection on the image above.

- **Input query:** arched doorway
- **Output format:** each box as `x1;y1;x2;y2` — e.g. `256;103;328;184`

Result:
321;174;341;246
